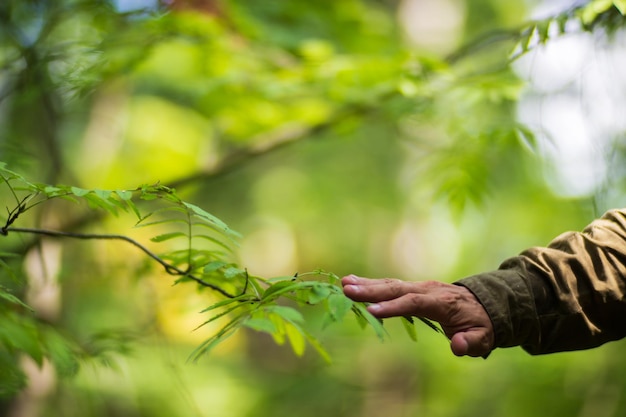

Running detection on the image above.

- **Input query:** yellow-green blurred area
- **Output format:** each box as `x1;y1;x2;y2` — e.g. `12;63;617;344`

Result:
2;0;626;416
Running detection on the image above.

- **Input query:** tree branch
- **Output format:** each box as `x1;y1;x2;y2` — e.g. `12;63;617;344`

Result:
4;226;239;299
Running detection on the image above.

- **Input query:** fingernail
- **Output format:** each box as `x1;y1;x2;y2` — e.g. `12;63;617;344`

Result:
368;303;381;312
344;284;359;293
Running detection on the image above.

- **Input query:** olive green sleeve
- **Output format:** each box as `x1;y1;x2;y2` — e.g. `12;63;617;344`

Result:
456;209;626;355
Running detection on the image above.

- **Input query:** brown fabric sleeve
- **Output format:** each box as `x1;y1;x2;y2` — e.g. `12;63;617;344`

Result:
456;209;626;355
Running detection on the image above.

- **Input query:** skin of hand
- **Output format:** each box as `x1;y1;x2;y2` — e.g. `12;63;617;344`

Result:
341;275;495;357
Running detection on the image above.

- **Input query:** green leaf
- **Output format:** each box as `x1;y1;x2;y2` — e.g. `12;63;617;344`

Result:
44;186;63;196
41;329;79;377
125;199;142;220
223;266;245;279
115;190;133;200
0;350;26;398
0;287;33;311
189;317;242;362
614;0;626;14
519;26;534;52
401;316;417;342
243;317;277;334
351;303;387;341
194;303;244;331
0;317;44;366
267;305;304;323
94;189;112;200
183;202;227;227
84;193;118;215
284;321;306;357
150;232;187;243
70;186;90;197
537;20;550;44
307;284;331;305
203;261;229;273
135;218;189;228
301;329;331;364
199;293;254;313
0;259;20;283
192;233;235;252
579;0;613;25
418;317;444;334
327;293;353;322
261;280;298;300
269;313;286;345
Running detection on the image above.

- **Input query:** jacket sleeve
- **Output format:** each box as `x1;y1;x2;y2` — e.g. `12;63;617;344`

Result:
456;209;626;355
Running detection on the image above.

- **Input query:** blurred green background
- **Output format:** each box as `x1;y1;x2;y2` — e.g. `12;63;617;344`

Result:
2;0;626;416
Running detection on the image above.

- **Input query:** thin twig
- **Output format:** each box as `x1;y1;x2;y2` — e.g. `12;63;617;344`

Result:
4;226;238;299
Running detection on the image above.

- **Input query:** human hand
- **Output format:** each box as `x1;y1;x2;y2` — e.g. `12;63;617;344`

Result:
341;275;494;357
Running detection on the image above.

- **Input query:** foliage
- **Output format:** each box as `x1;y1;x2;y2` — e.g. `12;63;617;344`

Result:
0;162;437;398
0;0;626;416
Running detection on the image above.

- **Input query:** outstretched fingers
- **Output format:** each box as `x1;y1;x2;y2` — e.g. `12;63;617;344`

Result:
366;292;442;320
341;275;495;357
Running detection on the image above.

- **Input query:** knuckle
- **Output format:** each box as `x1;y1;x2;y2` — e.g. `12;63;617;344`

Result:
382;278;404;297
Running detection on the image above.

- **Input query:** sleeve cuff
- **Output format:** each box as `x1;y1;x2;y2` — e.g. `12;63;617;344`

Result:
455;259;541;351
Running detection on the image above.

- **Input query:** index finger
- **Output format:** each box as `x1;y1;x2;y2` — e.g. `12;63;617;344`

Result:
342;276;426;303
341;275;400;287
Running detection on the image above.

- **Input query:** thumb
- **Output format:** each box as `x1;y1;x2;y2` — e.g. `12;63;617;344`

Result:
450;330;491;357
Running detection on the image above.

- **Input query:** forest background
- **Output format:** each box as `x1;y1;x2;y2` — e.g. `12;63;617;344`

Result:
2;0;626;416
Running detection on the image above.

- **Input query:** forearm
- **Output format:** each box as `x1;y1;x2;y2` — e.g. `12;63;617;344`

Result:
458;209;626;354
